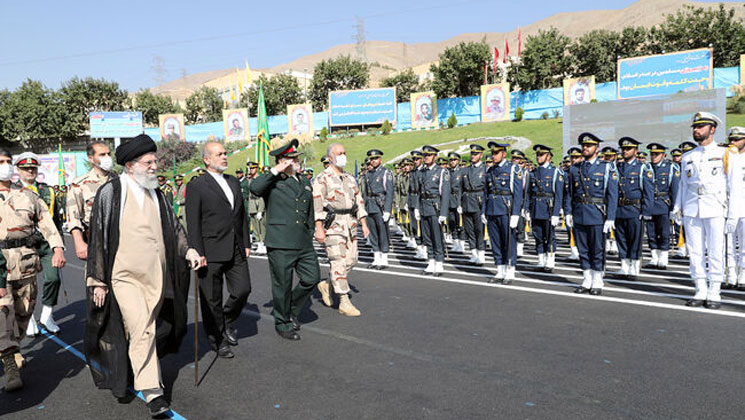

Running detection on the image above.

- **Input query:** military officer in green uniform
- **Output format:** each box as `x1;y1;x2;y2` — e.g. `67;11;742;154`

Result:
173;174;187;230
14;152;65;335
242;162;267;255
249;139;320;340
157;175;174;200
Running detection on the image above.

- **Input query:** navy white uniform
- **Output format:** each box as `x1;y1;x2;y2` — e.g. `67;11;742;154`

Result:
645;143;680;270
566;133;619;294
614;138;654;278
527;145;564;272
725;127;745;288
483;142;523;283
416;146;450;276
363;150;393;268
461;145;487;265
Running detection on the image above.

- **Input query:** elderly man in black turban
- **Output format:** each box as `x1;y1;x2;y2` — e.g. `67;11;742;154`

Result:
84;134;204;417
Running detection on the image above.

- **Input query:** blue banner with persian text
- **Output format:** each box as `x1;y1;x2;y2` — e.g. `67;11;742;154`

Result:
328;88;397;127
617;48;713;99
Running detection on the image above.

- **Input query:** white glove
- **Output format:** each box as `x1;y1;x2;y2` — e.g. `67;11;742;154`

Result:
457;206;462;214
726;218;738;234
414;208;421;221
403;204;408;212
603;220;615;233
671;208;682;225
640;214;651;221
525;212;531;223
481;214;487;224
256;212;263;220
438;215;447;224
565;214;574;228
509;215;520;229
383;212;391;222
551;215;559;227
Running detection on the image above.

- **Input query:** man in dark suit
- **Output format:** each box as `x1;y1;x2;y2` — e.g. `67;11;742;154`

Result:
186;142;252;358
250;139;319;341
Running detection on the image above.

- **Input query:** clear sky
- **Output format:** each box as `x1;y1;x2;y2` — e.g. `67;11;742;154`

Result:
0;0;725;92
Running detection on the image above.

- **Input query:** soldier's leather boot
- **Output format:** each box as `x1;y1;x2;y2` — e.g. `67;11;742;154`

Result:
317;281;332;307
338;294;361;317
2;351;23;392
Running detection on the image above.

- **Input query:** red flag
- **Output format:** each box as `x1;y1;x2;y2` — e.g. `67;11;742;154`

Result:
483;61;488;84
504;38;510;63
518;27;522;57
493;47;499;75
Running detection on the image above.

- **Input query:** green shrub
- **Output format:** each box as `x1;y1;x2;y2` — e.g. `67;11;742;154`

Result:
381;120;392;135
552;109;560;119
320;126;328;142
541;111;549;120
514;107;524;122
447;113;457;128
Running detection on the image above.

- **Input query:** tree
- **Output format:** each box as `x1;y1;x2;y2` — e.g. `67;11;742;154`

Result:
58;77;130;138
156;139;197;173
508;28;572;91
380;69;422;103
309;55;369;111
616;26;650;59
647;4;745;67
0;79;67;146
133;90;181;126
569;30;620;83
240;73;304;117
185;86;222;124
430;41;491;98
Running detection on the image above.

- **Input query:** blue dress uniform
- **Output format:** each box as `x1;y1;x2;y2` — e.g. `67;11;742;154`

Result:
483;142;524;284
460;145;488;265
406;151;427;258
446;152;465;252
511;150;528;257
566;133;619;295
644;143;680;270
564;147;583;261
527;144;564;272
614;137;655;279
362;149;394;269
602;147;620;255
416;145;450;276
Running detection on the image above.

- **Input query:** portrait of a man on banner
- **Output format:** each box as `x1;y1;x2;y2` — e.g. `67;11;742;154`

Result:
564;76;595;105
480;84;510;122
223;109;249;142
287;104;314;139
411;92;438;129
159;114;185;141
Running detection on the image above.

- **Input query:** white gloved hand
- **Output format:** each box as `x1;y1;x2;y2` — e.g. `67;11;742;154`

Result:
457;206;462;214
726;218;738;234
565;214;574;228
603;220;615;233
256;212;263;220
551;215;559;227
481;214;487;225
525;212;531;223
509;215;520;229
670;208;682;225
383;212;391;222
640;214;651;221
438;215;447;224
403;204;408;212
414;208;421;221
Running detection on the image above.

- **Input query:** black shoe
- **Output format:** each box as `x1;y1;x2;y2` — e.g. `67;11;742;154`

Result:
501;278;512;285
276;329;301;341
722;283;735;290
574;287;590;294
367;263;378;269
487;278;496;284
225;327;238;346
705;300;721;310
589;288;602;296
643;263;657;269
434;272;443;277
217;344;235;358
542;267;553;273
686;299;705;307
147;396;170;418
290;315;301;331
116;392;136;404
738;285;745;291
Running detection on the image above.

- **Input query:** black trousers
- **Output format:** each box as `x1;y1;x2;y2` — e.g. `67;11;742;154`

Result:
421;215;445;261
198;243;251;349
368;212;389;253
463;212;484;250
447;209;463;240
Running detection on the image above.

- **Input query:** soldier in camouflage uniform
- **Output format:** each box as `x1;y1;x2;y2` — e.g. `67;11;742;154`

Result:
66;141;113;261
242;162;266;254
0;148;66;392
14;153;66;336
313;144;369;316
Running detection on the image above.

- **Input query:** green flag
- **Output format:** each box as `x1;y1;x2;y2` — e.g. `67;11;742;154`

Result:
57;143;66;186
256;82;271;167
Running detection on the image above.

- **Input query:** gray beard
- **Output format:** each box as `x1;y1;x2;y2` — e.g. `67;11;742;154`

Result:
132;167;158;189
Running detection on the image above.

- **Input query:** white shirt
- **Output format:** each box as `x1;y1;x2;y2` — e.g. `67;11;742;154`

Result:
675;141;728;219
727;148;745;219
207;170;234;209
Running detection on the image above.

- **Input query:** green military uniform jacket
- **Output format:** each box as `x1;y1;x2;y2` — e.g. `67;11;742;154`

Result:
249;170;314;250
241;177;265;215
395;173;409;211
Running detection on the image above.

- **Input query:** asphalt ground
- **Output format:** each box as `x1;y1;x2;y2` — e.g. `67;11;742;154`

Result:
2;228;745;420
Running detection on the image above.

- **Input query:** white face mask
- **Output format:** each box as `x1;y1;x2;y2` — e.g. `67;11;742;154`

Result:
334;154;347;168
98;156;114;172
0;163;13;181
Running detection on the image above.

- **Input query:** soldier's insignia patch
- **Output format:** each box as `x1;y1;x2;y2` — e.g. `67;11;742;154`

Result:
646;171;653;178
517;171;523;179
675;171;680;177
559;176;564;182
611;172;618;180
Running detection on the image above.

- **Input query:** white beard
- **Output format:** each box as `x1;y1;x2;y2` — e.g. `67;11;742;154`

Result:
132;166;158;189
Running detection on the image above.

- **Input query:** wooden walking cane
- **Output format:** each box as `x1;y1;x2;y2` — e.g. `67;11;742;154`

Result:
194;273;199;386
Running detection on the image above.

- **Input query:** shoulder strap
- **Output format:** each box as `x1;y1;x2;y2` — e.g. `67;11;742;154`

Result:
438;168;445;195
603;162;610;193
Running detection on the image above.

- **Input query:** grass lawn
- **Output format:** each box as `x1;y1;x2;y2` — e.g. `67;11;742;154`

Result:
203;112;745;180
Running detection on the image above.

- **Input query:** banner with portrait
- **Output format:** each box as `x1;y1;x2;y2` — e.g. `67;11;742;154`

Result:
741;54;745;87
223;108;249;142
410;91;438;129
563;76;595;105
287;103;314;140
158;113;185;141
480;83;510;122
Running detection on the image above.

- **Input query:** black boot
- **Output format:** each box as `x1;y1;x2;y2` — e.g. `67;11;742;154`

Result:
1;351;23;392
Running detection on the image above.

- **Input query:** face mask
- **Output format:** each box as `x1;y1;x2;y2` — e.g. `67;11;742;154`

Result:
334;154;347;168
0;163;13;181
98;156;114;172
